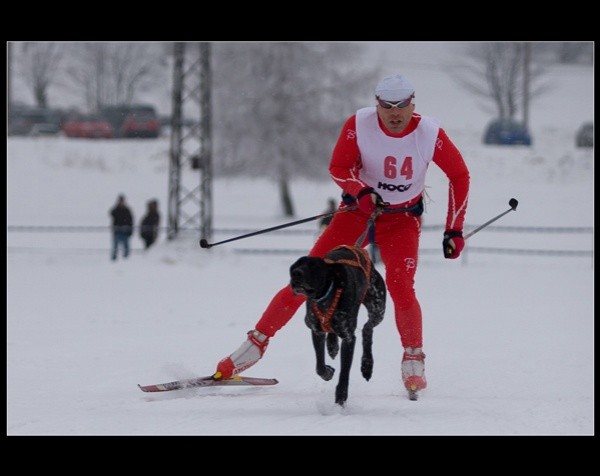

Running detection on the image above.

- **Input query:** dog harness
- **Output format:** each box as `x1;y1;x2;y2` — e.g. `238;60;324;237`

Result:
311;245;372;333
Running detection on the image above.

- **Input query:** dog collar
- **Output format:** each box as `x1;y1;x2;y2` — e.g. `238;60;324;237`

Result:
313;281;334;303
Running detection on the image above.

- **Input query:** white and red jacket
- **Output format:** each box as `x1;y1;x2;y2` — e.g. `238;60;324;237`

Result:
330;108;470;232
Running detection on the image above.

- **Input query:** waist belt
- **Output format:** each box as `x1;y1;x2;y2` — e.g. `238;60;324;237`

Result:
342;193;423;216
382;197;424;216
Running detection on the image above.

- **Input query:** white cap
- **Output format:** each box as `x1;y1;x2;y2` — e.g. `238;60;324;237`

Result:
374;74;415;102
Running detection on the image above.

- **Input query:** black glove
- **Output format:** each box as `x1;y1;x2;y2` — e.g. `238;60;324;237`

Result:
443;230;465;259
356;187;386;214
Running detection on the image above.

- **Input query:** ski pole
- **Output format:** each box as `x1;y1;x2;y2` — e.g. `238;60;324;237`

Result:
199;206;357;249
464;198;518;240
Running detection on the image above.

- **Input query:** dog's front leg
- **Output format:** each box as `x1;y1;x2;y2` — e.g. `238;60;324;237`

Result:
361;321;375;381
335;334;356;406
311;331;335;381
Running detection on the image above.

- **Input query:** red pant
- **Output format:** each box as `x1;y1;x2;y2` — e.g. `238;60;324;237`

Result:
255;207;423;349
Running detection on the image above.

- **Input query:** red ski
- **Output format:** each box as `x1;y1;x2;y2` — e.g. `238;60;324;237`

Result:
138;375;278;393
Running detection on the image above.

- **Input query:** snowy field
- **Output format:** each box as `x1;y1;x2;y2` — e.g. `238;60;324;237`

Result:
7;51;594;436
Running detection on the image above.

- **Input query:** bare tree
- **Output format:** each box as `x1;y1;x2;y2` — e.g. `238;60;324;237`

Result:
17;42;64;108
62;42;168;111
212;42;379;216
449;42;549;121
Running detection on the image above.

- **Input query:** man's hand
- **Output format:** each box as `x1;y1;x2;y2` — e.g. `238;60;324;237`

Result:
357;187;386;215
443;230;465;259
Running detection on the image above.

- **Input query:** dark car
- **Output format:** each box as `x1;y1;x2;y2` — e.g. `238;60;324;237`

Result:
62;113;113;139
29;123;62;136
483;118;532;146
8;106;63;136
99;104;161;138
575;122;593;148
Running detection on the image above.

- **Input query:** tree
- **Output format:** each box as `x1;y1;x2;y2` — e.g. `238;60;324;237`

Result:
211;42;379;216
449;42;549;122
62;42;168;111
17;42;64;108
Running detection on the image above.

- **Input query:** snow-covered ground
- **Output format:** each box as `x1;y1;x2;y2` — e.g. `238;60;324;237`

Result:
7;47;593;435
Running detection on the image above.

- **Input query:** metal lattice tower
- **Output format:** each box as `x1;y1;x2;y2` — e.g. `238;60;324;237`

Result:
167;42;213;242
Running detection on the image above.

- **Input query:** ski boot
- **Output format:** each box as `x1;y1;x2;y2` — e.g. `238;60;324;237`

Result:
401;347;427;400
214;329;269;380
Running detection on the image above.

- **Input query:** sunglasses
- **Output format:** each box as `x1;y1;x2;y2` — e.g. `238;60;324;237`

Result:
377;95;414;109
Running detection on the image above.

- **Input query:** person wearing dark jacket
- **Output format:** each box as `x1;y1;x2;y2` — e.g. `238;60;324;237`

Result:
110;194;134;260
139;199;160;249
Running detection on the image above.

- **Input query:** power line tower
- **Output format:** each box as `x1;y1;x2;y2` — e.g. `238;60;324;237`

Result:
167;42;213;243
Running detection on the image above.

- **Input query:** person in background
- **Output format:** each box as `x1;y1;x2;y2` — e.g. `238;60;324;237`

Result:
212;74;470;399
317;198;337;234
140;199;160;249
110;194;134;261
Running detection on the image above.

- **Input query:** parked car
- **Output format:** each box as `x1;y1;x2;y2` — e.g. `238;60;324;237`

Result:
8;106;63;136
29;123;61;136
575;122;593;148
62;114;113;139
483;118;532;146
99;104;161;138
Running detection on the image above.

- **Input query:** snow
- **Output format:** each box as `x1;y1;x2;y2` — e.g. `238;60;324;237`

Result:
7;48;594;436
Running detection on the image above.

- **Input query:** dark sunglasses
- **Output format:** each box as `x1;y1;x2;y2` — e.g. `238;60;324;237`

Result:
377;95;414;109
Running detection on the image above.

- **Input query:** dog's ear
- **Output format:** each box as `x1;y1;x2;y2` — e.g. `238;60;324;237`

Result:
290;256;310;273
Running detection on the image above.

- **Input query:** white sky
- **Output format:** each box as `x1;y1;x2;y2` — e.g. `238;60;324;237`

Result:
7;44;594;436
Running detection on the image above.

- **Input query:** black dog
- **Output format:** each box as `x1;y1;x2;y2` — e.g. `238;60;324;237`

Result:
289;245;386;406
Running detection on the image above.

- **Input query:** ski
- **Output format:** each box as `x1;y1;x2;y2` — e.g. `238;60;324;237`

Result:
138;375;278;393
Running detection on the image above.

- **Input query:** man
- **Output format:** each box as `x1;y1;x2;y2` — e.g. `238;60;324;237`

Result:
110;194;134;260
214;74;470;397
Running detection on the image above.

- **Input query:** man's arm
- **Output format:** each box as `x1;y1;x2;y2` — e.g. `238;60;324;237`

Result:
432;128;470;232
329;115;368;199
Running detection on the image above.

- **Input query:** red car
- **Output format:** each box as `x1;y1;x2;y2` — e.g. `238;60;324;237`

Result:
120;110;161;138
100;104;161;138
62;114;113;139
